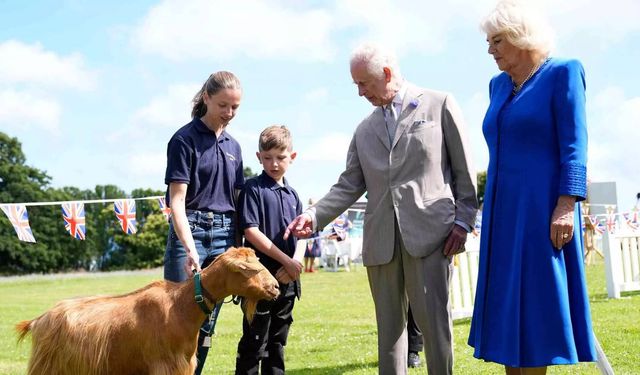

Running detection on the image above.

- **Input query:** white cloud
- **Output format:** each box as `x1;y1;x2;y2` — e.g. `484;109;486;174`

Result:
463;91;490;172
538;0;640;44
0;40;96;90
303;88;329;104
127;152;167;178
105;82;199;144
301;132;352;162
132;83;199;129
132;0;335;62
587;87;640;209
0;89;61;132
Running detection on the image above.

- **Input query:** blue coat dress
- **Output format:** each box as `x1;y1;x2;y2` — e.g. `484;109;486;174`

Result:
467;58;597;367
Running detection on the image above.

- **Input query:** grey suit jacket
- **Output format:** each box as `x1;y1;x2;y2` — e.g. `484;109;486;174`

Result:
315;84;478;266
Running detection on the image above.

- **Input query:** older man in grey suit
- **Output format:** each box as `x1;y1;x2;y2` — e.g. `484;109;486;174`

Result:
285;43;477;374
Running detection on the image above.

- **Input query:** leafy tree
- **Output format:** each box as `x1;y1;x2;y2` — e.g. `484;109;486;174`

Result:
0;132;69;274
244;166;257;178
477;171;487;209
102;188;167;270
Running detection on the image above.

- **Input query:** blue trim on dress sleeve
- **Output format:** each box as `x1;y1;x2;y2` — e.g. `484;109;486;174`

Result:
559;160;587;201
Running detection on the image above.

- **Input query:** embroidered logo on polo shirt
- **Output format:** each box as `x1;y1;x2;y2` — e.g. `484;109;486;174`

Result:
226;152;236;161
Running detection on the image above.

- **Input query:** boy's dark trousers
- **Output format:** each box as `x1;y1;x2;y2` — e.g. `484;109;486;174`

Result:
408;305;424;354
235;283;296;375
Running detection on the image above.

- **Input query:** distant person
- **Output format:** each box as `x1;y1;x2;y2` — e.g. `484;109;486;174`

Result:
285;42;478;375
468;1;597;373
304;198;321;273
235;125;303;374
163;71;244;375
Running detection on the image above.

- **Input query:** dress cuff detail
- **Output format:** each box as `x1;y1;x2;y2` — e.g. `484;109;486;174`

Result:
559;161;587;201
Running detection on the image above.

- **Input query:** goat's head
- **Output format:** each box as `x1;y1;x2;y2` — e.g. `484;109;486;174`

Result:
204;247;280;320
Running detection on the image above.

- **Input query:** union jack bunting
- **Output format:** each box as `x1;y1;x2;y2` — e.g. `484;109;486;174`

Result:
606;213;617;234
624;211;639;231
588;215;605;235
61;202;86;240
332;213;350;240
157;197;171;221
1;204;36;242
114;199;137;234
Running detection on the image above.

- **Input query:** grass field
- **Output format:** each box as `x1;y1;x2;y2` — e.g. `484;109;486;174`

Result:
1;259;638;374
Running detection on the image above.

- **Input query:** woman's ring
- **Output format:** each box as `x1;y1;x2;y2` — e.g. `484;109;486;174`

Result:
562;233;569;239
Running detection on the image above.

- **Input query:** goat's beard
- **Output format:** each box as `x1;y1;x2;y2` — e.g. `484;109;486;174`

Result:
242;299;258;323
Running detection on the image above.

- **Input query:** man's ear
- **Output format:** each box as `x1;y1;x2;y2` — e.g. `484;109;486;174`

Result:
256;151;262;164
383;67;392;82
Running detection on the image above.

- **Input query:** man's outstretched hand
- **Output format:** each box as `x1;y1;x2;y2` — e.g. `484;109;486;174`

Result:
284;213;314;240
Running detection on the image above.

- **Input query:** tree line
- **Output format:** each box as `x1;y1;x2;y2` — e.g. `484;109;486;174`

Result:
0;131;485;275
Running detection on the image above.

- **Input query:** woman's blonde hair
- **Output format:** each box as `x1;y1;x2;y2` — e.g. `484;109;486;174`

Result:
192;71;241;118
481;0;555;55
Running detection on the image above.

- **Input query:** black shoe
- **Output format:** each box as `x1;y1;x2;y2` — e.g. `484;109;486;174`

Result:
408;352;422;368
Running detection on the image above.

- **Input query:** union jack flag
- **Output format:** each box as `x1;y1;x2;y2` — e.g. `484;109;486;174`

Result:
61;202;86;240
332;213;350;240
157;197;171;221
624;211;639;231
588;215;605;235
1;204;36;242
606;213;617;234
114;199;137;234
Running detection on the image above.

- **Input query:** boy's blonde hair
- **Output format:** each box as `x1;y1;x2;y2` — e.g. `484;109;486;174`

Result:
259;125;292;151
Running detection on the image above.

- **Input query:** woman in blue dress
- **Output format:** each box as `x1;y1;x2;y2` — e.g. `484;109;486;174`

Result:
468;1;597;374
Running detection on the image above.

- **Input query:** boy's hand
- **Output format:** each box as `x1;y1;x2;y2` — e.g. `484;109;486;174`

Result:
284;213;314;239
284;258;303;281
275;267;292;284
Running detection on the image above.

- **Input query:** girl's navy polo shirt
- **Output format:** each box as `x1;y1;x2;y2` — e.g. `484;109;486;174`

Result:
239;171;302;274
164;117;244;212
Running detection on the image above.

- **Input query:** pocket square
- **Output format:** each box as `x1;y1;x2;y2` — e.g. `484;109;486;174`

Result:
412;119;427;126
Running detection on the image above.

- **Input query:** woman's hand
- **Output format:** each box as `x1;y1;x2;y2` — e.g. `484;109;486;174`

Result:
550;195;576;249
184;248;202;274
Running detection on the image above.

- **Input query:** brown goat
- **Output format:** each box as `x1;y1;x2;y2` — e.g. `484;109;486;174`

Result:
16;247;280;375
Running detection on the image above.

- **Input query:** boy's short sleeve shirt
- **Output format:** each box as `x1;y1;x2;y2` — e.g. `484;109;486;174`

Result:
164;118;245;212
240;171;302;273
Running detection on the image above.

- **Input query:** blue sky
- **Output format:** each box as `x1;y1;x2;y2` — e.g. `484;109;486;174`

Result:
0;0;638;210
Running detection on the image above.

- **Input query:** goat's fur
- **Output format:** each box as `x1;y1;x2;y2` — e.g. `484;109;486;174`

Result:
16;247;279;375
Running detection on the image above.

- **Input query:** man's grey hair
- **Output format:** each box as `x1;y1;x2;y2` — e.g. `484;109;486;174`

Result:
481;0;555;55
350;43;402;80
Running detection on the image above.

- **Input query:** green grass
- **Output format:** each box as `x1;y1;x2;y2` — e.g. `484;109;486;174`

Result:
1;260;638;374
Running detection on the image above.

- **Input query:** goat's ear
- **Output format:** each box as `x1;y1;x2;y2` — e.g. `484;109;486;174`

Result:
233;260;264;277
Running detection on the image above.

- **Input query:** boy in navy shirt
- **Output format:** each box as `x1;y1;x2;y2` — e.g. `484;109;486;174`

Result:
235;125;303;375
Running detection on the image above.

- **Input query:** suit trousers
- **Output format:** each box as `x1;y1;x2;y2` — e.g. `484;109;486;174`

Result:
366;220;453;375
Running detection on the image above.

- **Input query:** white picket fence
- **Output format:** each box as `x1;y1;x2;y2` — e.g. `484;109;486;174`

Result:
602;230;640;298
450;235;480;320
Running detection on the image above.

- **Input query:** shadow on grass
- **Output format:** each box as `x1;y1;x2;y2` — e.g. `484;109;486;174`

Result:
590;290;640;303
454;317;471;326
287;361;378;374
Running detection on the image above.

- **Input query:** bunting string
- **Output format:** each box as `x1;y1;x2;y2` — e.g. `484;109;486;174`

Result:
0;196;638;243
0;196;168;243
